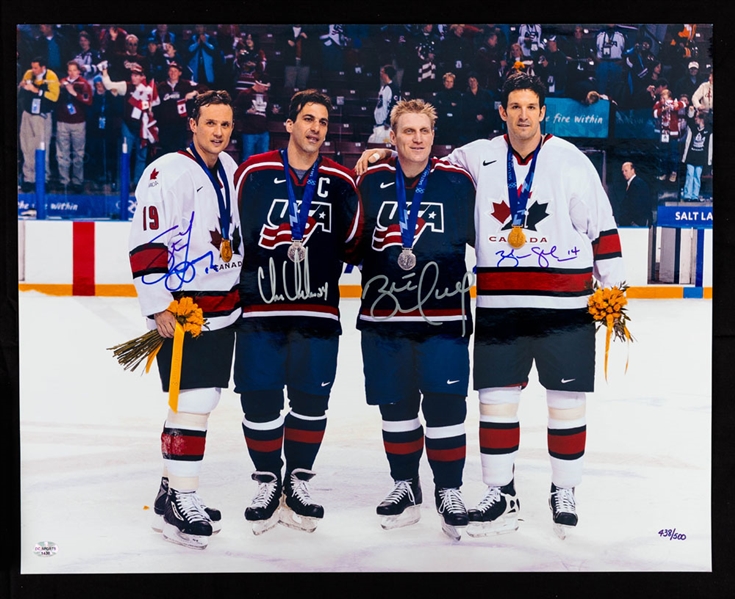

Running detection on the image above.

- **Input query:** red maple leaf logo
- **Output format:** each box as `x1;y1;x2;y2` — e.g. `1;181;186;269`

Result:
490;201;511;225
150;168;159;180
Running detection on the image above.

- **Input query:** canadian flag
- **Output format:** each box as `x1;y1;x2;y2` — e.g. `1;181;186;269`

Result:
128;78;160;146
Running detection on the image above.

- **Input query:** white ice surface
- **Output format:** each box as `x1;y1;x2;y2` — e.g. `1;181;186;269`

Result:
19;292;711;573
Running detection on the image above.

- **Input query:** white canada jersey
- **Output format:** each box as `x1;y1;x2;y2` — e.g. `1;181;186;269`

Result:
446;134;625;309
129;149;243;330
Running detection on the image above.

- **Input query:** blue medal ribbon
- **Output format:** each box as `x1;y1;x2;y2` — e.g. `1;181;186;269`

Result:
506;137;543;228
396;158;432;250
188;142;231;243
281;148;321;242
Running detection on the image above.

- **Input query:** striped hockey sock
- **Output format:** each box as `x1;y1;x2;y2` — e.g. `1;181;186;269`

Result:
242;414;284;477
161;417;207;492
547;416;586;489
380;417;424;481
478;415;519;487
425;422;466;488
283;411;327;473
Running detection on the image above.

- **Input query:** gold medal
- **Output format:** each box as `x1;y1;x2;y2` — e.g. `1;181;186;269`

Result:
508;226;526;249
220;239;233;262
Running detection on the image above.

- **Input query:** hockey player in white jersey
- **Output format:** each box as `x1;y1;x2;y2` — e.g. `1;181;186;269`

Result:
130;90;242;549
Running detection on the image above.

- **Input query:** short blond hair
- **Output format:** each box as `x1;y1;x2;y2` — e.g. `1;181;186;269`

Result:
389;98;437;131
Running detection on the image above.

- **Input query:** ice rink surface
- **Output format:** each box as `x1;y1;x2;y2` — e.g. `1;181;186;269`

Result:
19;292;712;575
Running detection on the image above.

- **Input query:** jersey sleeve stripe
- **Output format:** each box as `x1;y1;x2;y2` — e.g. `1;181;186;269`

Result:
592;229;623;260
130;243;168;278
476;267;593;295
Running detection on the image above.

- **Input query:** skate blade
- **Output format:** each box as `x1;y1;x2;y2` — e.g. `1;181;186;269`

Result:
210;520;222;534
440;518;465;542
379;505;421;530
278;506;320;533
151;512;164;533
249;512;280;536
466;516;519;538
162;523;210;550
553;523;574;540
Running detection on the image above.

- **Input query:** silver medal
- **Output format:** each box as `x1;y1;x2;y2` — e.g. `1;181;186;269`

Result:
287;240;306;263
397;248;417;271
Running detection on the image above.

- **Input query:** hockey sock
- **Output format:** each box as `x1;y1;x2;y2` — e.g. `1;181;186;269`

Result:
423;393;467;489
547;415;586;489
379;399;424;481
242;412;284;477
478;414;519;487
283;411;327;474
161;410;209;492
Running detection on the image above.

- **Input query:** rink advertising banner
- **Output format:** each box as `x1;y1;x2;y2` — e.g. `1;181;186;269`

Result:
542;97;611;139
657;205;713;229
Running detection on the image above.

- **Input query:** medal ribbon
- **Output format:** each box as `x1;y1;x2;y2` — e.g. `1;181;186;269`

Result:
189;142;230;245
506;138;542;227
396;158;432;249
281;148;320;242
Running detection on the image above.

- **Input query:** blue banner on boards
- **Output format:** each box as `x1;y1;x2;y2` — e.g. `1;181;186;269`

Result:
543;97;611;138
657;204;712;228
18;193;135;220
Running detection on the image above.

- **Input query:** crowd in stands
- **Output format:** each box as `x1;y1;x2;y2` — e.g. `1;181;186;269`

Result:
17;23;713;205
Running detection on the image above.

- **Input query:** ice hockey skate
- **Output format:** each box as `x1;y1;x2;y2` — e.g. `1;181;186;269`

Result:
151;477;222;534
466;479;520;537
549;483;578;540
245;471;283;535
376;477;423;530
161;488;213;550
279;468;324;533
435;487;469;541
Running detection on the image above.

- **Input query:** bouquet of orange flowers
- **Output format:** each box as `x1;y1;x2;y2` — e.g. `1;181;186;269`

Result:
588;283;634;380
108;297;207;373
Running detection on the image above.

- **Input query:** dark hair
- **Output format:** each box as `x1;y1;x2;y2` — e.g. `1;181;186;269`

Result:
501;71;547;109
190;90;232;122
30;55;46;68
382;64;396;80
287;89;332;122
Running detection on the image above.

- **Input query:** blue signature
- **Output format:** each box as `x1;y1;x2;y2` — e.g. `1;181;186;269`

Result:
496;245;580;268
141;211;217;291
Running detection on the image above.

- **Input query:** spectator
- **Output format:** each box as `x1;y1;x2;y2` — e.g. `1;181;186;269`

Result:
618;161;653;226
516;24;544;61
155;61;198;154
108;34;149;82
593;24;627;101
502;42;534;80
34;24;74;76
434;71;463;146
98;25;128;61
101;61;160;188
459;72;498;144
628;65;667;110
281;24;314;91
233;32;267;93
142;38;169;83
412;24;441;96
536;35;567;96
234;73;272;162
54;60;93;193
186;25;220;88
149;24;175;47
86;74;123;188
652;88;685;182
73;30;102;84
562;25;596;102
319;24;347;73
680;106;713;202
673;61;704;101
474;30;504;94
623;37;657;108
369;64;400;143
18;56;60;191
691;71;713;117
440;24;474;85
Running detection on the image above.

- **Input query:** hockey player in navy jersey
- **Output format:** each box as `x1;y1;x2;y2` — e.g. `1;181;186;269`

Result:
130;90;242;550
356;72;626;539
355;99;476;541
233;89;362;534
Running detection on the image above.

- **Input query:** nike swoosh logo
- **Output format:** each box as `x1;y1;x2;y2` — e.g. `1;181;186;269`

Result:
196;186;204;192
380;181;395;188
482;160;497;166
561;378;576;384
321;381;331;387
274;178;286;184
447;379;460;385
